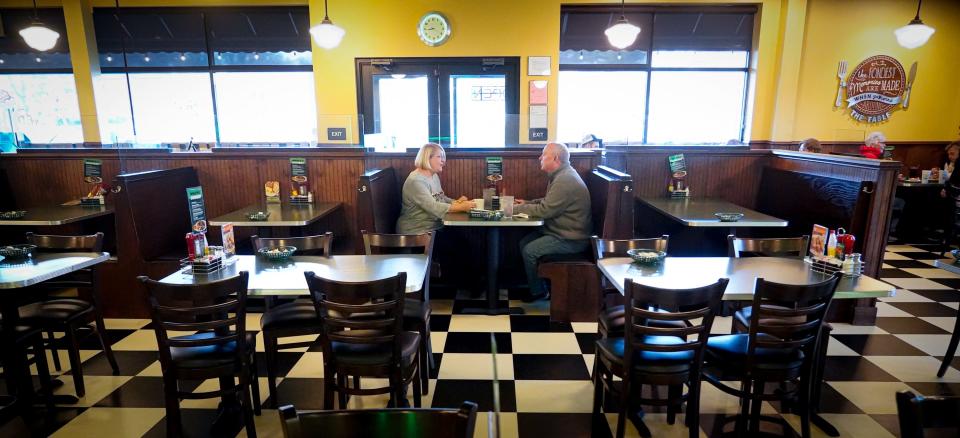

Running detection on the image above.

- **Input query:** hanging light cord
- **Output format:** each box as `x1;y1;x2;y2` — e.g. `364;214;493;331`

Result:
914;0;923;21
324;0;331;21
31;0;40;20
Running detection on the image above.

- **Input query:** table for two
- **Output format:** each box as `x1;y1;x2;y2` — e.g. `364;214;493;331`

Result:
209;202;341;238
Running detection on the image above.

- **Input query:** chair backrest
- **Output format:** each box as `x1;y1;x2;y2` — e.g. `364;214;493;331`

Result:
26;232;104;253
138;272;250;370
252;232;333;257
896;390;960;438
361;230;435;257
304;272;407;367
278;401;478;438
622;278;728;375
727;235;810;259
745;272;842;365
361;231;434;300
591;235;669;262
357;167;401;234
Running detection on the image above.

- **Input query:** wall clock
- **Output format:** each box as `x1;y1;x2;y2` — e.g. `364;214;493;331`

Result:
418;12;451;47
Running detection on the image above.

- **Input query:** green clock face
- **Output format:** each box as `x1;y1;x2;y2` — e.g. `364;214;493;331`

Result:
418;12;451;46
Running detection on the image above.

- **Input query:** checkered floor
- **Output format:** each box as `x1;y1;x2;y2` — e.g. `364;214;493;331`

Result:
3;244;960;437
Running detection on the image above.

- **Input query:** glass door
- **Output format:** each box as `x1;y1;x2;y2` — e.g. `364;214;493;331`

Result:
358;58;519;149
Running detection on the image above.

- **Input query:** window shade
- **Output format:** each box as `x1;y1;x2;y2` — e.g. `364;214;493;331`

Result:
653;13;754;51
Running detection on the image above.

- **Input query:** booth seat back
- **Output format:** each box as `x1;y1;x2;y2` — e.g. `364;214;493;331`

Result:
114;167;199;262
754;167;872;253
357;167;401;235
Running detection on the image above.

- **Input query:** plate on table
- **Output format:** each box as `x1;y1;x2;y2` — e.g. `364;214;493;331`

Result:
627;249;666;265
0;210;26;220
258;246;296;261
715;212;744;222
0;244;36;259
246;211;271;221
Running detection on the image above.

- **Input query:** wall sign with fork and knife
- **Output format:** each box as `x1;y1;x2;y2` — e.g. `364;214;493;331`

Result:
834;55;917;123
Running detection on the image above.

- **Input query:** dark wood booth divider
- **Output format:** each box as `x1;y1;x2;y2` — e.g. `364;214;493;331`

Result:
357;167;401;234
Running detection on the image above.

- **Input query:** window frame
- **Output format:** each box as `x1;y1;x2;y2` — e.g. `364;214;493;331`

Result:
356;57;521;148
94;6;314;144
559;5;755;145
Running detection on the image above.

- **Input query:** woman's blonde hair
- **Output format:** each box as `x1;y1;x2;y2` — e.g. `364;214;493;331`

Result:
799;138;822;153
414;143;445;171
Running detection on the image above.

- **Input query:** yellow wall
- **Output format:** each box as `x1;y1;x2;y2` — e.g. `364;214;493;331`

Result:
788;0;960;142
16;0;960;144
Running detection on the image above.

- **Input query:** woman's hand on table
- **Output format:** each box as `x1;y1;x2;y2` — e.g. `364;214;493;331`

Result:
450;199;476;212
514;198;526;205
456;195;469;202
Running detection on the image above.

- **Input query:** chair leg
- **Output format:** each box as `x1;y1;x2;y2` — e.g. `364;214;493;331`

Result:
938;310;960;377
249;354;261;416
323;368;335;410
239;376;257;438
686;380;701;438
32;338;55;411
412;362;422;408
46;330;62;372
337;374;348;409
93;312;120;375
263;332;280;408
735;380;751;437
799;375;812;438
419;326;430;395
163;376;183;438
749;380;763;436
592;361;605;418
667;384;681;425
615;375;630;438
64;326;85;397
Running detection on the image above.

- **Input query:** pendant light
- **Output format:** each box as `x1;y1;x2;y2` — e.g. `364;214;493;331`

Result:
19;0;61;52
895;0;935;49
604;0;641;50
309;0;345;50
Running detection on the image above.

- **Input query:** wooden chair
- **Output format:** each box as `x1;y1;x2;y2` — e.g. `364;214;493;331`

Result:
19;232;119;397
727;235;810;334
252;233;333;407
727;235;810;259
590;235;670;339
138;272;260;438
702;273;841;438
277;401;478;438
592;278;727;438
896;390;960;438
361;230;435;395
0;321;57;413
305;271;421;409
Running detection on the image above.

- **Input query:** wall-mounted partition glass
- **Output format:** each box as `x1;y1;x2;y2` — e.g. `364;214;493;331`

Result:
558;6;755;146
358;57;520;150
93;6;315;145
0;8;81;148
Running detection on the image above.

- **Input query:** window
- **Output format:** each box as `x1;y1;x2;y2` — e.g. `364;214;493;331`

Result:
357;58;520;150
558;6;754;145
213;72;316;142
0;8;82;146
92;6;315;144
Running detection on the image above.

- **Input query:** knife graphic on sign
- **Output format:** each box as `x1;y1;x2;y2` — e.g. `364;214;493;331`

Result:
903;62;917;109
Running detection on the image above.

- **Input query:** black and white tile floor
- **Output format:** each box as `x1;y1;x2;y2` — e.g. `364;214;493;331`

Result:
2;243;959;437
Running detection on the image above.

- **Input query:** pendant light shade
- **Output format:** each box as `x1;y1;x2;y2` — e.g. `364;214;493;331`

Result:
20;0;60;52
895;0;935;49
309;0;345;50
605;0;641;50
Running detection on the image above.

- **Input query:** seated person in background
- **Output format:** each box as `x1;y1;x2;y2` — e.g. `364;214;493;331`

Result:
396;143;474;234
799;138;822;153
579;134;602;149
514;143;592;302
859;131;887;159
941;141;960;198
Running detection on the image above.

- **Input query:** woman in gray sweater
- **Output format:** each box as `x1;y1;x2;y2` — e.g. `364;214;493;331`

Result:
396;143;474;234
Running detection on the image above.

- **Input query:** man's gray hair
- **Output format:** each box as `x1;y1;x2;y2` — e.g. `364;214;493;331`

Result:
547;142;570;164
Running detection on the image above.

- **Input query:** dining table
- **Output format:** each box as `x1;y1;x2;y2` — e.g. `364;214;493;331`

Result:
0;251;111;410
597;256;894;437
0;205;113;226
442;212;543;315
208;202;341;237
158;254;428;295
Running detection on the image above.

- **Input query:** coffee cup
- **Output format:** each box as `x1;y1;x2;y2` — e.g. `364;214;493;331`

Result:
501;196;514;216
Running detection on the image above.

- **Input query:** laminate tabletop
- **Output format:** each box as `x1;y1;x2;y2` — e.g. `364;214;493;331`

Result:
443;212;543;227
0;252;109;289
209;202;341;227
639;197;788;228
597;256;894;300
0;205;113;226
158;254;427;296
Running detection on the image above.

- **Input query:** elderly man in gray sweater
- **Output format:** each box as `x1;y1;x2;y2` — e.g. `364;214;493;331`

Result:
514;143;592;302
